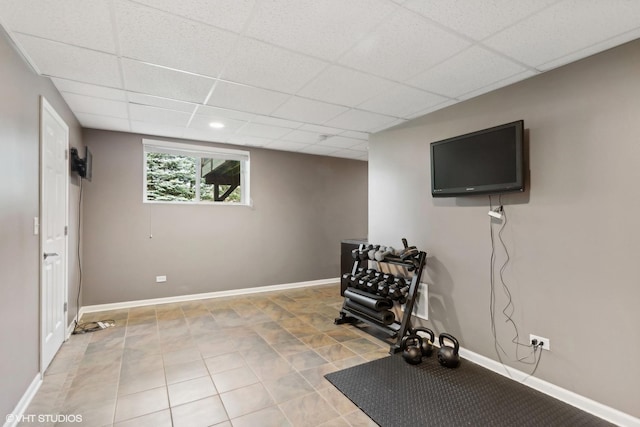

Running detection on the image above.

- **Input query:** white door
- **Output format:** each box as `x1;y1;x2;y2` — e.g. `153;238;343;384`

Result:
40;97;69;372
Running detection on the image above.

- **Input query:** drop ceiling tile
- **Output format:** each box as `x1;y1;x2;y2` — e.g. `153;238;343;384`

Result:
235;123;291;139
14;34;121;87
51;78;127;101
266;140;310;152
129;104;191;127
328;149;368;160
226;135;273;147
350;142;369;151
75;113;130;132
537;28;640;71
484;0;640;68
129;0;255;33
130;120;185;139
115;0;236;78
252;116;302;129
181;128;231;144
358;83;448;117
316;136;362;149
0;0;115;52
272;96;348;125
369;118;407;133
245;0;397;61
458;70;537;101
298;65;396;107
127;93;198;114
221;37;328;93
298;124;344;135
121;59;214;103
408;46;528;98
324;109;397;132
281;129;324;144
405;99;458;120
339;130;369;140
207;81;289;115
404;0;558;40
339;8;471;81
188;114;247;133
299;145;339;156
61;93;128;119
195;105;256;122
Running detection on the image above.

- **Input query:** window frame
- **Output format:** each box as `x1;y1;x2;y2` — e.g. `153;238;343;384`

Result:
142;139;250;206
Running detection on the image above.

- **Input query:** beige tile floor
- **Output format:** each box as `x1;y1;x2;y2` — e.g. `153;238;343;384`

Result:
23;284;391;426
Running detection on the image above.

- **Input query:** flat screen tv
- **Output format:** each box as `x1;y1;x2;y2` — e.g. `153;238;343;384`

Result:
430;120;524;197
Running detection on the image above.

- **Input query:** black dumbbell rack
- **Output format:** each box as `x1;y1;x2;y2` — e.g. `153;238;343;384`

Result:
335;243;427;354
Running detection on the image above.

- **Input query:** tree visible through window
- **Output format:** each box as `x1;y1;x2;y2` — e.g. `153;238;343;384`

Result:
143;140;249;204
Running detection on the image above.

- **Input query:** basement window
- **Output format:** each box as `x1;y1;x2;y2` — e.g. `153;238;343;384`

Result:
143;139;250;205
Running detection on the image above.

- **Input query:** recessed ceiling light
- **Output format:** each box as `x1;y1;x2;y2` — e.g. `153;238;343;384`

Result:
209;122;225;129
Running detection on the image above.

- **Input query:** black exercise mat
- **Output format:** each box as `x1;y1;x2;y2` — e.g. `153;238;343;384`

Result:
325;354;613;427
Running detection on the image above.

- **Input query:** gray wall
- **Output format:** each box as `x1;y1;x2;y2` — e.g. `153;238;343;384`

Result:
369;40;640;417
0;29;82;419
81;129;368;305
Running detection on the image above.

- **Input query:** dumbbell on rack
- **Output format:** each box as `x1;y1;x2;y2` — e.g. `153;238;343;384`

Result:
348;269;374;288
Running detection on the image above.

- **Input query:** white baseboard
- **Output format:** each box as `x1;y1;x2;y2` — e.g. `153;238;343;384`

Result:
458;346;640;427
65;314;78;339
81;277;339;314
3;373;42;427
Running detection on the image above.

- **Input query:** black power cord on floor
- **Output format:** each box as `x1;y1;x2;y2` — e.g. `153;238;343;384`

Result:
71;177;115;335
489;195;542;378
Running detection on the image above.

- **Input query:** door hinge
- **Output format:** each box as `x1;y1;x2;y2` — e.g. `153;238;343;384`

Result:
64;226;68;236
65;149;68;160
64;302;68;312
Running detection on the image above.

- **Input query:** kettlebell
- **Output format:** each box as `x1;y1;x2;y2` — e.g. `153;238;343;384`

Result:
411;327;435;357
401;334;423;365
437;333;460;369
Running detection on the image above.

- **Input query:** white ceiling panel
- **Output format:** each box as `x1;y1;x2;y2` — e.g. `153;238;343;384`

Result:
358;83;449;117
61;93;128;119
316;136;363;149
409;46;529;98
121;59;214;103
75;113;130;132
51;78;127;101
194;105;256;122
266;140;310;152
281;129;324;144
3;1;638;161
339;130;369;140
457;70;537;101
0;0;115;52
339;8;471;81
484;0;640;69
272;96;348;125
298;124;345;135
325;109;398;132
188;113;247;133
404;0;559;40
245;0;397;61
207;81;289;115
130;120;185;138
298;65;396;107
221;37;328;93
14;34;121;87
129;0;255;34
115;1;236;78
235;123;291;139
252;116;302;129
127;93;197;114
129;104;191;127
299;145;340;156
328;149;368;160
226;135;273;147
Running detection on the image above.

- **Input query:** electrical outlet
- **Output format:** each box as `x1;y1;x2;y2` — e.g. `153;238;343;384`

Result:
529;334;550;351
156;275;167;283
